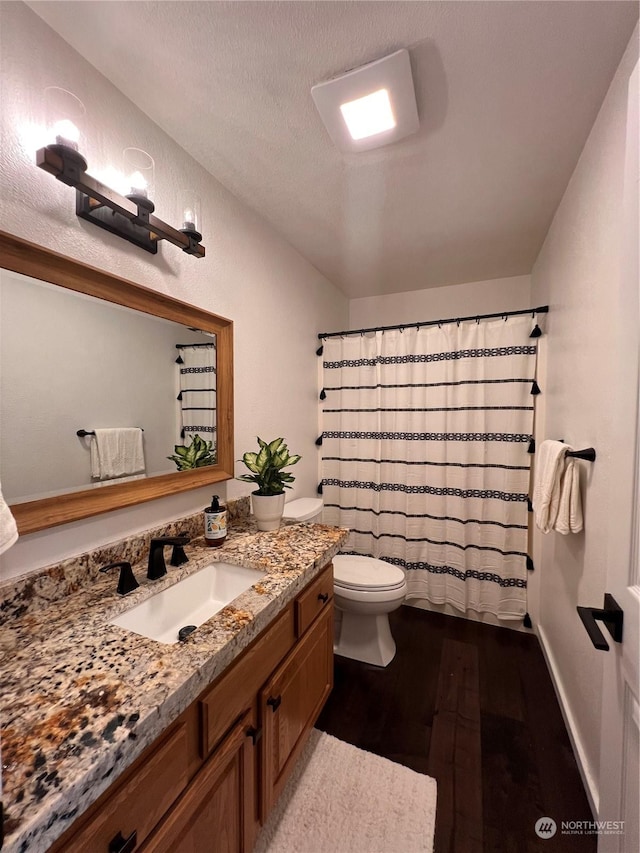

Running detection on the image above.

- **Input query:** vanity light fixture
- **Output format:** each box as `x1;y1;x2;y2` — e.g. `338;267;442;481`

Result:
311;49;419;153
36;89;205;258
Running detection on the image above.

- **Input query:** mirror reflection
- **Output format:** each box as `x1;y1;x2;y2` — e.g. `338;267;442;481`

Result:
0;269;217;505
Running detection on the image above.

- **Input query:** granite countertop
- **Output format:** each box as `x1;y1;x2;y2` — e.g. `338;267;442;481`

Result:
0;517;348;853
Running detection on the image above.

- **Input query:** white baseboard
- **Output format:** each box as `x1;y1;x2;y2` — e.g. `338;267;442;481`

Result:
536;624;599;817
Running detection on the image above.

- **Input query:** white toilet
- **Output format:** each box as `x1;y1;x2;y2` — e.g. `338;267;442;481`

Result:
282;499;407;667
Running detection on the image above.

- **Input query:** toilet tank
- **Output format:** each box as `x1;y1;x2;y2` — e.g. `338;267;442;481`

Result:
282;498;324;524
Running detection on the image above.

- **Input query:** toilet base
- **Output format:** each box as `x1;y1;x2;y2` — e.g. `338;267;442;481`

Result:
334;609;397;668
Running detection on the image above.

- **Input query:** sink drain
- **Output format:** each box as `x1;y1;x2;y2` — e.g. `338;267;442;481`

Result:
178;625;197;643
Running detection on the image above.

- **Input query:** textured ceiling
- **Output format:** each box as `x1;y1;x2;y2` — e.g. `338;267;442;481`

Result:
28;1;639;298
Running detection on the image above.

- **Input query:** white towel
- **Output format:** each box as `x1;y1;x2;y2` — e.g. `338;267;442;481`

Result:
554;458;584;534
533;440;568;533
90;428;145;481
0;481;18;555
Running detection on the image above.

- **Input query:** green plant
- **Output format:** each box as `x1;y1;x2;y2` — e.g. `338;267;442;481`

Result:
237;437;301;495
167;434;216;471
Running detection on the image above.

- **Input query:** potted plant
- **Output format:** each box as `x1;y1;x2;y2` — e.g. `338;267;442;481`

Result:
237;437;301;531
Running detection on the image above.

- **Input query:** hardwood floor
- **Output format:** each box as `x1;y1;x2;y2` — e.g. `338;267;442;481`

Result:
316;605;595;853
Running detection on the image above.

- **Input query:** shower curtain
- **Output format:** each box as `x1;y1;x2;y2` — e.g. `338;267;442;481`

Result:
176;343;217;447
320;315;538;620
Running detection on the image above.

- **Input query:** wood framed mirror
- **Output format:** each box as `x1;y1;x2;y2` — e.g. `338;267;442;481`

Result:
0;230;233;535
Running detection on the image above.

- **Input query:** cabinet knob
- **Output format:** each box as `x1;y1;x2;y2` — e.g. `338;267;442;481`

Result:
246;725;263;745
317;592;329;603
108;830;137;853
267;694;282;712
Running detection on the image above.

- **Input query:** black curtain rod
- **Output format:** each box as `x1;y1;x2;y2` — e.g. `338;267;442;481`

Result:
318;305;549;340
175;342;216;349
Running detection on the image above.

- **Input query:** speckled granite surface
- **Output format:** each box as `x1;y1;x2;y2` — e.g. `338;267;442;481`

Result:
0;502;348;853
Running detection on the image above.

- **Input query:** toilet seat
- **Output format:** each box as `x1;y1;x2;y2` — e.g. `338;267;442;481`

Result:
333;555;405;592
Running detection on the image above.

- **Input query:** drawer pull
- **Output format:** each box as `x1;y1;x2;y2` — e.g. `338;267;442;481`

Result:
267;694;282;712
317;592;329;603
247;725;263;745
108;830;137;853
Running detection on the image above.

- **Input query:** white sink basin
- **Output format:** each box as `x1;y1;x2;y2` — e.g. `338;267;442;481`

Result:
110;562;262;644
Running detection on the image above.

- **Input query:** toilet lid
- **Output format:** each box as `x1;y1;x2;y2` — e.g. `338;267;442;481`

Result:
333;555;405;591
282;497;323;522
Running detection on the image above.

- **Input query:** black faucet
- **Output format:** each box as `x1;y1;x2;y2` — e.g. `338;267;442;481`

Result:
147;535;190;580
100;561;140;595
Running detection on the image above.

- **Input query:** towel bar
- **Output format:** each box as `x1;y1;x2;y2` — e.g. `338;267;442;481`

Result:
566;447;596;462
77;428;144;437
557;441;596;462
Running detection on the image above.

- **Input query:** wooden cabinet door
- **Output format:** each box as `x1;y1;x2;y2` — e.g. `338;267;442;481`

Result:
49;721;191;853
260;603;333;817
140;710;259;853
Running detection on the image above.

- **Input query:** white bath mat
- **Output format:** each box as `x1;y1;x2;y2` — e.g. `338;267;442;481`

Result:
254;729;437;853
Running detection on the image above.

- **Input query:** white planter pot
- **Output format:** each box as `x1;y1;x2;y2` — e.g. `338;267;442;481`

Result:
251;492;286;531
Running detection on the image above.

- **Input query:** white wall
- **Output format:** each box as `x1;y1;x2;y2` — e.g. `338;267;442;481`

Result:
529;27;639;813
0;2;348;580
349;274;531;330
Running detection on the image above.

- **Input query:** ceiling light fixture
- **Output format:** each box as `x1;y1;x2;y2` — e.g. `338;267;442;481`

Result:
36;88;205;258
311;49;419;153
339;88;396;140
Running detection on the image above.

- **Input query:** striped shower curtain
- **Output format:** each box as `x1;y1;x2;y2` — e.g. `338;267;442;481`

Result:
176;343;217;446
320;315;538;620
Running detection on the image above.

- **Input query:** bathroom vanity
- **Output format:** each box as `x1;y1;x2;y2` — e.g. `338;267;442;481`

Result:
50;565;334;853
0;514;347;853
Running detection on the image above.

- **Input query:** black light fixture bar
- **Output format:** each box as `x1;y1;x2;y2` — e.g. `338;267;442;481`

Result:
36;146;205;258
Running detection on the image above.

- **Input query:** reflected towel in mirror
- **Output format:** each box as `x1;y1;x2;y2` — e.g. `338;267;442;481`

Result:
90;428;146;481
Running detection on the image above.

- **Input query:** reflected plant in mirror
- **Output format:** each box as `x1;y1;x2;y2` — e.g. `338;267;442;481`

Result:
168;434;216;471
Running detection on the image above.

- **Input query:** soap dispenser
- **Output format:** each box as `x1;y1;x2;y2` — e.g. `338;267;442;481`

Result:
204;495;227;547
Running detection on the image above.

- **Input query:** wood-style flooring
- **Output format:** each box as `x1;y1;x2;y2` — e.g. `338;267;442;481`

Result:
316;605;595;853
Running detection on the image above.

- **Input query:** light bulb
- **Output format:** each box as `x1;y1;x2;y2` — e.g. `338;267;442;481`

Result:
53;118;80;148
180;195;202;237
129;170;148;198
183;209;196;230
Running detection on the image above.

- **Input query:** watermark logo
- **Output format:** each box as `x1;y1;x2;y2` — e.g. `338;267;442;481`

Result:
535;817;558;839
535;817;625;837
